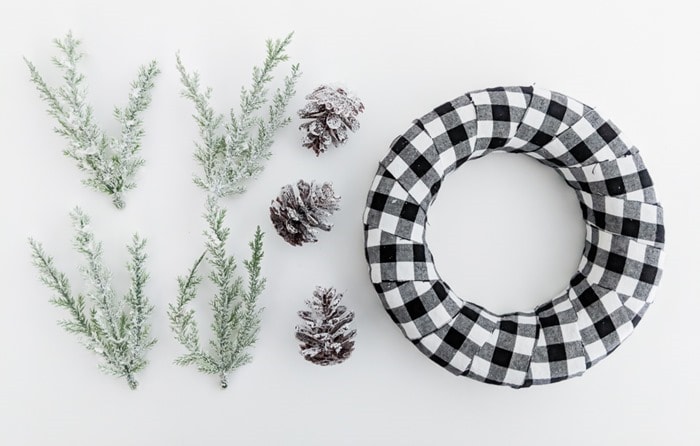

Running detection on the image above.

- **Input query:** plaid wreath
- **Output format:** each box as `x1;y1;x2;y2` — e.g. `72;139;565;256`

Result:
363;86;665;387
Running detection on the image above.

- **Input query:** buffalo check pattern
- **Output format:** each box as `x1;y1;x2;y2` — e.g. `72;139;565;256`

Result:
363;86;665;388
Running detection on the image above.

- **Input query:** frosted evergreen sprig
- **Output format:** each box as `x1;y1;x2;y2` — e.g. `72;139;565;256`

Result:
168;197;266;388
176;33;302;197
29;208;156;389
25;32;160;209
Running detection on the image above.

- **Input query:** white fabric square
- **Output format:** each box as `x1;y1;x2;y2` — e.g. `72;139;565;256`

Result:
409;181;431;205
542;137;568;157
616;275;638;297
420;333;442;352
585;339;607;362
567;356;587;375
449;350;472;372
423;115;448;138
412;131;434;154
469;90;491;105
513;332;534;355
380;213;399;233
570;114;597;140
640;203;657;224
503;369;526;386
476;120;494;139
401;322;421;340
432;147;457;177
529;361;551;380
455;103;476;125
382;285;405;309
426;304;451;327
384;156;411;181
469;355;491;378
468;323;493;347
522;107;546;130
505;90;528;108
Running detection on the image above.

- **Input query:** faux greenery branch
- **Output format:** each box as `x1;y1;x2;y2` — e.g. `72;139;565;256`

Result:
25;32;160;209
29;208;156;389
168;197;266;388
176;33;301;197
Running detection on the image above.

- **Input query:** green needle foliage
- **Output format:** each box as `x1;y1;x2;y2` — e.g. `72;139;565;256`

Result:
29;208;156;389
168;197;266;388
25;32;160;209
176;33;302;197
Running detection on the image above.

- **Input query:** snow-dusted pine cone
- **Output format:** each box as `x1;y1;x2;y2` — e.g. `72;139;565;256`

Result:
269;180;341;246
295;286;356;366
298;85;364;156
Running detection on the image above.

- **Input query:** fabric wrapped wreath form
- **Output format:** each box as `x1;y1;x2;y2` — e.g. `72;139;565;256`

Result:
363;86;665;388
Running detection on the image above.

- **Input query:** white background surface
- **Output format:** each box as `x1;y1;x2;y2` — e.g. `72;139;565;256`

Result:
1;1;698;444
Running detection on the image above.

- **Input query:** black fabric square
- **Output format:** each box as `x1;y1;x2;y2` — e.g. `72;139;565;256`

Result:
586;244;598;263
593;210;607;228
631;314;642;327
399;202;420;221
391;136;410;153
547;343;567;362
412;244;426;262
500;320;518;334
435;102;455;117
578;287;599;307
461;305;480;322
370;192;388;211
621;218;641;238
638;169;653;188
379;244;396;263
444;327;466;349
656;225;665;244
432;282;448;300
597;123;617;143
539;314;560;328
492;347;513;367
447;125;468;146
410;155;431;178
404;297;428;320
430;355;450;368
537;301;554;313
531;130;554;146
639;264;659;284
594;316;615;338
570;142;594;163
491;105;511;121
605;252;627;274
546;101;566;121
488;137;508;149
605;176;626;195
571;272;586;287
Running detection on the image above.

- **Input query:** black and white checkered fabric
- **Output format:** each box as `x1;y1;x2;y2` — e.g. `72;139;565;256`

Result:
363;86;665;387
